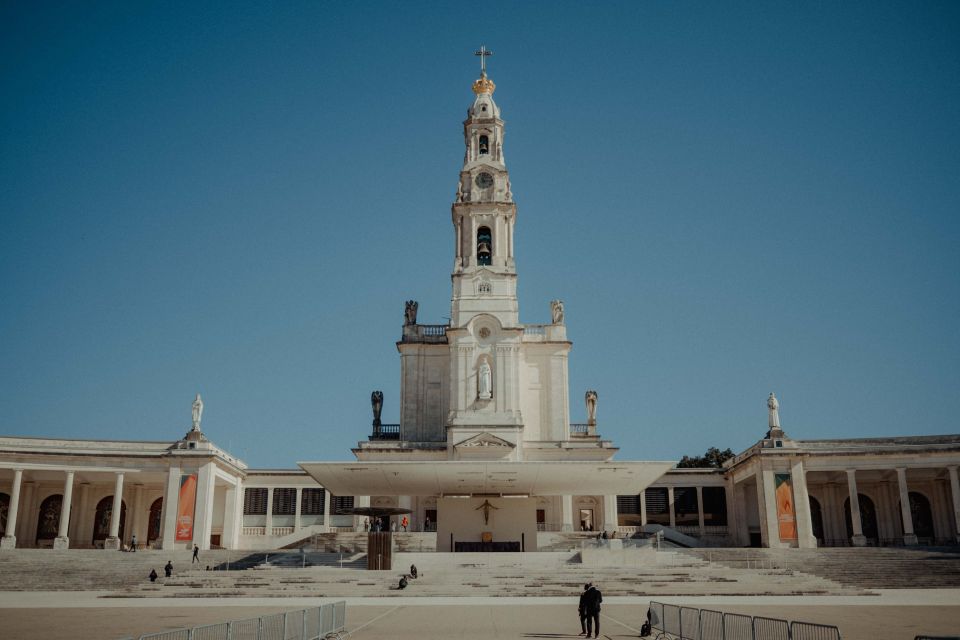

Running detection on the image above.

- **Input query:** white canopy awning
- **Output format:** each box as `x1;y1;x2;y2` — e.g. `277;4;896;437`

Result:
296;460;675;497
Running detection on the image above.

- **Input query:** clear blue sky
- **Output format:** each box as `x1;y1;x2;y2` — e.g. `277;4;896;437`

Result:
1;2;958;468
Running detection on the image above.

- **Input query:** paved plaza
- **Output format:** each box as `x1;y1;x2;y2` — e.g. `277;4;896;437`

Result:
2;592;960;640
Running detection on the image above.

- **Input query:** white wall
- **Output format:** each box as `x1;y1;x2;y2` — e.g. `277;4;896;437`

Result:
436;496;538;551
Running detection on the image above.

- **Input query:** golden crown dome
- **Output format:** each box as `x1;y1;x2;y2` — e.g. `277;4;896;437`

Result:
472;73;496;95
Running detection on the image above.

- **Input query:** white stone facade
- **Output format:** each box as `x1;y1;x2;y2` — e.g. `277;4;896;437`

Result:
2;70;959;553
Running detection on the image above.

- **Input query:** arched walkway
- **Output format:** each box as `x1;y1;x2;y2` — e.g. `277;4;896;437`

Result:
148;497;163;543
36;494;62;543
844;494;878;542
0;492;9;537
92;496;126;543
809;495;824;542
900;491;935;540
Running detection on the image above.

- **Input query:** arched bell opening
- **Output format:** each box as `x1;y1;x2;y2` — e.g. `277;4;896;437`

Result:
477;227;492;266
479;135;489;155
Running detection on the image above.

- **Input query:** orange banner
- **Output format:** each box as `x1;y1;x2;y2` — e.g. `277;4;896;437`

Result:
775;473;797;541
175;474;198;542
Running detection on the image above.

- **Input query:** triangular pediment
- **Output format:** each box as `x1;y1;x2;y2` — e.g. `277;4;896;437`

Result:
455;432;515;449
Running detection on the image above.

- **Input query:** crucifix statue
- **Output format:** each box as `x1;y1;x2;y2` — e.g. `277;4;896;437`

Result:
474;45;493;75
475;499;499;525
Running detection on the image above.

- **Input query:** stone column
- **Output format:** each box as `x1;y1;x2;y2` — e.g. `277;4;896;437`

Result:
846;469;866;546
322;488;331;532
161;466;181;550
75;483;91;547
16;480;35;544
761;469;783;548
192;462;216;550
667;486;676;528
104;472;125;550
19;481;37;545
54;470;75;549
294;487;303;532
949;466;960;544
355;495;370;531
560;495;574;532
222;485;240;549
398;495;412;531
639;490;648;527
723;479;739;545
791;458;817;548
131;484;144;549
696;486;705;536
602;494;618;533
896;467;918;545
265;487;275;536
1;469;23;549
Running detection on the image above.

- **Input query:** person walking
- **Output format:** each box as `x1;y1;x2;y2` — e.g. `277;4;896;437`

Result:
577;582;591;636
164;561;173;577
131;534;137;552
582;582;603;638
192;544;199;564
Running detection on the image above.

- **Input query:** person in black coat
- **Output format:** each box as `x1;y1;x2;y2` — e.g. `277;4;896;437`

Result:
582;583;603;638
164;561;173;577
577;583;591;636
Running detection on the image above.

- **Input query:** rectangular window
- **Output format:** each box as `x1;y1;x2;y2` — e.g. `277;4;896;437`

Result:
243;488;267;515
301;488;326;515
702;486;728;526
673;487;699;526
272;488;297;515
617;495;640;515
332;496;354;513
644;487;670;525
617;494;643;527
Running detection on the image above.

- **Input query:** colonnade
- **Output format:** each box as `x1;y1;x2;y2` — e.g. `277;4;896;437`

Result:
739;461;960;548
2;462;241;551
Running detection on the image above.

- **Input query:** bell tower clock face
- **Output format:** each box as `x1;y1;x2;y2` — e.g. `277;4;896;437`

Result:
475;172;494;189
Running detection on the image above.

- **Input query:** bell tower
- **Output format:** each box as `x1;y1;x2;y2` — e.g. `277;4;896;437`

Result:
450;47;518;328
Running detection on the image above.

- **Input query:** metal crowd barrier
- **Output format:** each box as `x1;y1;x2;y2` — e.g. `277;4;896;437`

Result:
129;602;347;640
649;601;841;640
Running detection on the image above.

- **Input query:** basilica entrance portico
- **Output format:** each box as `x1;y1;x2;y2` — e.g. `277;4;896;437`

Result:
299;460;674;550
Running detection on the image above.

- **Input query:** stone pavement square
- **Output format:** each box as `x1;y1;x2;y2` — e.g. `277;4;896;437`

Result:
2;599;960;640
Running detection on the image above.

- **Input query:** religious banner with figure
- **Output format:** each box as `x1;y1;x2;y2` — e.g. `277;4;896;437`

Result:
775;473;797;541
175;474;198;542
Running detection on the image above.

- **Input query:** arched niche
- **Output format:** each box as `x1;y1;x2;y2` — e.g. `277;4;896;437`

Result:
92;496;127;543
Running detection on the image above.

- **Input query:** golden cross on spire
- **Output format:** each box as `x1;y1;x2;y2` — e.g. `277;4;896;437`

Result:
474;45;493;76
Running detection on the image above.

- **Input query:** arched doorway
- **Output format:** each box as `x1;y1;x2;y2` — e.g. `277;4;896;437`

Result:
844;494;878;542
148;497;163;544
92;496;126;543
899;491;935;540
36;494;63;543
809;496;824;543
0;492;9;537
